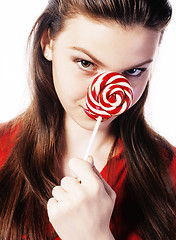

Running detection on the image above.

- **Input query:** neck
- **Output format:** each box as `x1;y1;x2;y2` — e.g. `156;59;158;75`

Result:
63;115;116;173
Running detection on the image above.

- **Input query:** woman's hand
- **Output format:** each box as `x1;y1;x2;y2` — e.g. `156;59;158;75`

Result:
47;157;116;240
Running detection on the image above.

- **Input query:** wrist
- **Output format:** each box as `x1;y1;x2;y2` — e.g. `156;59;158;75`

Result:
96;229;115;240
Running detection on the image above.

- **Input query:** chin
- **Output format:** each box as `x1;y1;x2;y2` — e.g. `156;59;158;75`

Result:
79;118;98;131
80;116;117;131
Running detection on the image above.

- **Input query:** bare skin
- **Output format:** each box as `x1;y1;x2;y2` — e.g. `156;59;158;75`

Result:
44;14;161;239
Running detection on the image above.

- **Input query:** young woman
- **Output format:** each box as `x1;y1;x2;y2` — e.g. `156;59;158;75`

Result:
0;0;175;239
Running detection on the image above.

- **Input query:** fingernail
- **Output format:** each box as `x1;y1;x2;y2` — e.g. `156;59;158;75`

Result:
87;156;95;167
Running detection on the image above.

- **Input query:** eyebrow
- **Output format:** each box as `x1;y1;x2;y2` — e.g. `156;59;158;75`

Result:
70;46;153;70
127;59;153;69
70;46;106;67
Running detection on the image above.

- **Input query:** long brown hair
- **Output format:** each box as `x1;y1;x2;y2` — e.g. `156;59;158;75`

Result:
0;0;175;239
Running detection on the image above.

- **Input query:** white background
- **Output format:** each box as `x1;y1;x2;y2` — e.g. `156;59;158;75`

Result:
0;0;176;146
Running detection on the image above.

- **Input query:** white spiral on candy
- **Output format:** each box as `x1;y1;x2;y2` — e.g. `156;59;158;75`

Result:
85;72;133;120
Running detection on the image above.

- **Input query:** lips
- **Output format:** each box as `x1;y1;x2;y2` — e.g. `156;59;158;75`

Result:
82;107;97;120
82;107;108;122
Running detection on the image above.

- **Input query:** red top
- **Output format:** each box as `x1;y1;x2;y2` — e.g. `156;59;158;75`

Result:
0;125;176;240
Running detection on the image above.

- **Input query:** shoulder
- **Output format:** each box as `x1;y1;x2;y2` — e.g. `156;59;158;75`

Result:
169;146;176;190
0;122;20;168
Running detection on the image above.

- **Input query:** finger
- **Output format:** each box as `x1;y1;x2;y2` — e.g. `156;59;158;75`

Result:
69;157;116;202
91;163;116;202
86;155;95;167
69;157;101;187
86;156;116;202
47;197;58;220
52;185;67;202
60;176;81;192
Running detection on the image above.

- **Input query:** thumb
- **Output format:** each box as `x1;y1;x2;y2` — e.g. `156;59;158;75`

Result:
87;155;95;167
87;156;116;202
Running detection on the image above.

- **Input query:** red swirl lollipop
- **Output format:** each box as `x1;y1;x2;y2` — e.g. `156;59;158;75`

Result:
84;72;133;120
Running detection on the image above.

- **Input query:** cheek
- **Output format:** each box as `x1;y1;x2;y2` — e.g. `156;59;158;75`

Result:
131;78;149;106
52;65;86;104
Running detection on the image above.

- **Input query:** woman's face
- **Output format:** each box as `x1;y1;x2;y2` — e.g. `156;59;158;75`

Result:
45;15;161;130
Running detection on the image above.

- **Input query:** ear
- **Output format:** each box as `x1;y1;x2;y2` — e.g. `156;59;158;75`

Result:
41;28;53;61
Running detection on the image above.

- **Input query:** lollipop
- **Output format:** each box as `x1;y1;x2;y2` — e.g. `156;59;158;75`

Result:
84;72;133;160
84;72;133;120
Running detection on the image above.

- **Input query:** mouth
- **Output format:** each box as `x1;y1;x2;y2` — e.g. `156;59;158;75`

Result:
82;107;109;122
82;107;97;120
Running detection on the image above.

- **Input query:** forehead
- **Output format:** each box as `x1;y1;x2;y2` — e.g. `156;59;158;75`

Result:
54;14;161;70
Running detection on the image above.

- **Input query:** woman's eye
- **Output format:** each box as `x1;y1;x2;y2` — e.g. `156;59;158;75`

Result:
124;68;147;77
76;59;96;71
80;60;92;68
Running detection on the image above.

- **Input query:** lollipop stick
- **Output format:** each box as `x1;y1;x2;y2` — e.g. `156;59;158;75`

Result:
84;116;102;160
